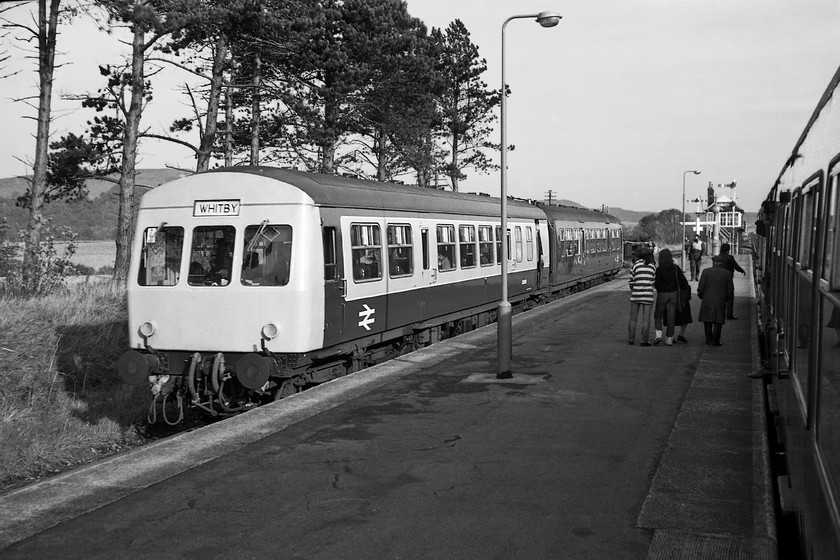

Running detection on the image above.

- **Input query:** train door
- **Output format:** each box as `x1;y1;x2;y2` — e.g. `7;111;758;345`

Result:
322;225;345;343
536;220;550;288
419;225;437;286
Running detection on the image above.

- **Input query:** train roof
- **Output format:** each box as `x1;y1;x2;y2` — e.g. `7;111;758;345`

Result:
198;166;546;219
538;202;621;225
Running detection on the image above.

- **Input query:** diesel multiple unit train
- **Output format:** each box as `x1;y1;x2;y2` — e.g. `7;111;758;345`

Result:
754;64;840;559
118;167;624;424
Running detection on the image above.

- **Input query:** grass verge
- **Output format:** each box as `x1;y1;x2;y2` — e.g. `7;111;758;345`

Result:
0;281;150;491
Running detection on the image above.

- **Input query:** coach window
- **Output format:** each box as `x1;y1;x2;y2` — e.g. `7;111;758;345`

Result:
138;226;184;286
351;224;381;282
825;173;839;288
798;188;816;270
459;225;477;268
323;227;338;281
514;226;523;262
437;224;456;271
188;226;235;286
240;224;293;286
479;225;494;266
421;228;430;270
526;227;534;261
387;224;413;277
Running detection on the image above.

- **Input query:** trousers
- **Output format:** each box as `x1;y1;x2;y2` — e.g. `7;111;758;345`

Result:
654;291;678;338
628;302;652;343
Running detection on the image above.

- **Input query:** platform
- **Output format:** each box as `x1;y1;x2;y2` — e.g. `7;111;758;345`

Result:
0;256;775;559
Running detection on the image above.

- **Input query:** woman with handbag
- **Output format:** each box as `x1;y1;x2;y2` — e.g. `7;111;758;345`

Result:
652;248;691;346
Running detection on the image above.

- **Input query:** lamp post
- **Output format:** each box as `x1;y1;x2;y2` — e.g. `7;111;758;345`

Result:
498;11;561;379
681;170;701;271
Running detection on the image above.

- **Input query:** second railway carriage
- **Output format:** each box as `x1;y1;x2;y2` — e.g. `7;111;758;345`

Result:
118;166;623;421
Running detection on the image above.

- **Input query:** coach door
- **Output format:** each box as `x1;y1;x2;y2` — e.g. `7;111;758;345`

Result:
419;225;437;286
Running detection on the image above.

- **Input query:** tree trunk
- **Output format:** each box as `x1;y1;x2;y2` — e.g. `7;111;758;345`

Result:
196;35;227;171
22;0;60;292
249;52;261;165
113;20;146;285
224;65;234;167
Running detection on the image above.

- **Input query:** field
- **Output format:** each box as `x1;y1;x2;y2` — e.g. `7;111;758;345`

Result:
62;240;116;271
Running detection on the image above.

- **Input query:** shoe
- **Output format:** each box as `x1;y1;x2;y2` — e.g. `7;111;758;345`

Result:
727;316;738;320
640;341;652;347
713;342;722;347
665;337;673;346
677;335;688;343
628;341;634;345
706;340;712;345
653;338;662;345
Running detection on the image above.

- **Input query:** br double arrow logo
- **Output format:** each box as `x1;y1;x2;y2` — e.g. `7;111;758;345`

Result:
358;303;376;331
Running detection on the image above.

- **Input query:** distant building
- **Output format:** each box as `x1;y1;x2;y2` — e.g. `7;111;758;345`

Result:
685;183;745;255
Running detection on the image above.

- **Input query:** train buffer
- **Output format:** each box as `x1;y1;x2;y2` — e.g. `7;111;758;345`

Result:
0;255;777;559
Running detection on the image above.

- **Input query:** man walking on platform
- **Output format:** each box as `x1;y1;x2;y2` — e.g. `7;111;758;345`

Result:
698;256;734;346
689;236;703;281
717;242;745;319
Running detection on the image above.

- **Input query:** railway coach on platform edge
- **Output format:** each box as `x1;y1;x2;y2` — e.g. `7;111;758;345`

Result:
117;167;623;424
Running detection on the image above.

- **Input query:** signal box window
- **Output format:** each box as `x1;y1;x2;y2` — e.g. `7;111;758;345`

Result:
479;225;494;266
459;225;477;268
241;224;293;286
437;224;456;271
138;226;184;286
351;224;381;282
188;226;235;286
387;224;413;277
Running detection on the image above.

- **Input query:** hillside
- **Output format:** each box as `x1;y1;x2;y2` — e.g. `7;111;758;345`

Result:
0;169;702;240
0;169;189;240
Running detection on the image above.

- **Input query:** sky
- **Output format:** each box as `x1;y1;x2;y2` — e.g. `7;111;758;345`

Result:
1;0;839;213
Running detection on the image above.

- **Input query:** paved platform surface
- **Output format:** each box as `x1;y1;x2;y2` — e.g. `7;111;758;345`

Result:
0;256;775;559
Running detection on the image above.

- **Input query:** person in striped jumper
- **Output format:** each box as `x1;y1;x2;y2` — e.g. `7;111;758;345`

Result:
628;249;656;346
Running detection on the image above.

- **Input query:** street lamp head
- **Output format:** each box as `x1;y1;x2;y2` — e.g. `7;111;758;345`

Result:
692;170;701;175
536;11;562;27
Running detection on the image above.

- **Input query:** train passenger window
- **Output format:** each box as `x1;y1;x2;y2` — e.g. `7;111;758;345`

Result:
421;228;430;270
459;225;477;268
437;224;456;271
387;224;413;277
514;227;523;262
799;188;817;270
351;224;381;282
825;174;838;287
240;224;293;286
526;227;534;261
323;227;338;281
188;226;235;286
495;226;503;262
575;230;582;255
138;226;184;286
479;225;494;266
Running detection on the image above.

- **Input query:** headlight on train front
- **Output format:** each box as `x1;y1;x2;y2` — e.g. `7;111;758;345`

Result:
262;322;279;340
139;321;156;339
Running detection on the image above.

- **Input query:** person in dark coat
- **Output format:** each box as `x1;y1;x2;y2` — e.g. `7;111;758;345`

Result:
697;256;734;346
717;243;745;319
653;248;690;346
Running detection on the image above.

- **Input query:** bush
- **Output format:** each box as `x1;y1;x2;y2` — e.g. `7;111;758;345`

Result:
73;263;96;276
0;224;78;297
96;265;114;276
0;282;148;489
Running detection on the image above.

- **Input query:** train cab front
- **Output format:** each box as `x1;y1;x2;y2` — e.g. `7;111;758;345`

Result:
117;172;325;424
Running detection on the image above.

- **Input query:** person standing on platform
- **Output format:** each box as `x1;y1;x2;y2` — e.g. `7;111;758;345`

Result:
698;256;734;346
689;235;703;281
717;242;745;319
653;248;689;346
627;249;656;346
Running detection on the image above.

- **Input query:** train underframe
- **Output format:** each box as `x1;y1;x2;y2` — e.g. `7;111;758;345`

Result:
133;270;618;425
